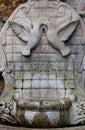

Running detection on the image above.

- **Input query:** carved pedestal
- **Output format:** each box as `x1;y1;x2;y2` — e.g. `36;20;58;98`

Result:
0;0;85;128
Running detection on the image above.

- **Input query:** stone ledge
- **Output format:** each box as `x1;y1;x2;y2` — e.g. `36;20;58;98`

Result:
0;125;85;130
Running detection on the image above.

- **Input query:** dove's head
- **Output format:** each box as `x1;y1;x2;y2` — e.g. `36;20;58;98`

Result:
30;20;48;36
31;20;42;30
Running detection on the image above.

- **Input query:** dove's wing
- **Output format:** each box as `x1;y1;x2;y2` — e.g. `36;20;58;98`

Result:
57;21;78;42
9;21;30;42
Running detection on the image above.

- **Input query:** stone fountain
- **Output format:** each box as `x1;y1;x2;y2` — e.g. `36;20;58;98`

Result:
0;0;85;128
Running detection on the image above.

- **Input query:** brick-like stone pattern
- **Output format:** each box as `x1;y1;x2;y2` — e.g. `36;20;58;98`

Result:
2;0;85;100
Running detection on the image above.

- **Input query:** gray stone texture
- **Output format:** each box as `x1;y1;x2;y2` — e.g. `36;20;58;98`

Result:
0;125;85;130
0;0;85;128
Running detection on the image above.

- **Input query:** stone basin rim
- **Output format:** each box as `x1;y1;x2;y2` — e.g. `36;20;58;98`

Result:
0;125;85;130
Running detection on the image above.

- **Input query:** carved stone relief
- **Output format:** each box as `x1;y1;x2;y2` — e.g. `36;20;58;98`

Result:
0;0;85;128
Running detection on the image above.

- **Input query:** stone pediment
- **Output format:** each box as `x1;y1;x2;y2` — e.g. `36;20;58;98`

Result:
0;0;85;128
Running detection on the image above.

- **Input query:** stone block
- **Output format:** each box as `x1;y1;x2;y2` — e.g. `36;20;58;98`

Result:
65;80;75;89
40;88;57;99
6;36;14;45
48;80;57;88
31;54;56;62
57;71;65;80
67;54;75;63
5;45;13;53
66;71;74;80
40;36;48;45
23;88;57;100
56;89;65;98
40;80;48;88
15;80;22;89
30;9;40;17
57;80;65;89
24;63;32;71
42;89;57;99
74;62;81;72
48;9;57;17
23;80;31;89
75;54;83;63
40;9;48;17
75;27;82;36
31;62;39;71
24;72;32;80
15;62;23;71
31;54;41;62
23;90;32;99
70;45;83;54
13;45;22;53
67;62;75;71
32;72;40;80
58;62;65;71
22;89;40;99
32;44;41;53
69;36;81;45
6;54;13;62
49;62;58;71
41;71;48;80
15;72;23;80
41;45;56;53
55;54;64;62
22;55;31;62
32;80;40;88
14;54;22;62
39;1;48;8
48;71;57;80
39;62;49;71
8;62;14;70
74;36;82;44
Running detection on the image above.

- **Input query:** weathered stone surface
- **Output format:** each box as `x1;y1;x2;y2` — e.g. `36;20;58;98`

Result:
0;125;85;130
0;19;5;31
0;0;85;128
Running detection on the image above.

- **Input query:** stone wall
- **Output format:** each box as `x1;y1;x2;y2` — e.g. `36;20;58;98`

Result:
3;0;81;101
0;0;85;127
0;0;85;98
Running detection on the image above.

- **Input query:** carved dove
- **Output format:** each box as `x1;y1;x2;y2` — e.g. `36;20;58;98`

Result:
47;18;79;56
47;21;78;56
9;20;42;56
47;2;80;56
